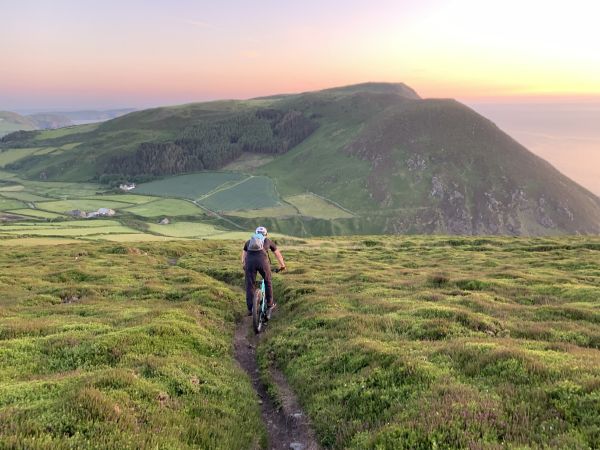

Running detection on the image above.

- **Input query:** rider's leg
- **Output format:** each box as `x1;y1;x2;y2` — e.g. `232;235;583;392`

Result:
244;261;258;313
257;262;274;307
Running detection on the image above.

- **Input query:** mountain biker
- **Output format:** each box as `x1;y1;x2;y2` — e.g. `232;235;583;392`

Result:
241;226;286;317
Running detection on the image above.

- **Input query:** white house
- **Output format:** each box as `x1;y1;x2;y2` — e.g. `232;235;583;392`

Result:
119;183;136;191
97;208;116;216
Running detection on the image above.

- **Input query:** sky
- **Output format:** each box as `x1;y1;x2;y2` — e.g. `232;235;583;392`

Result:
1;0;599;194
2;0;600;110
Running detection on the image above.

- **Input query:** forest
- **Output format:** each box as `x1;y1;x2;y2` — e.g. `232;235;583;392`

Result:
104;109;318;176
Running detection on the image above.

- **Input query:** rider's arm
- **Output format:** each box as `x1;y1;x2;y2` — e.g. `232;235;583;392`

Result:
273;249;286;270
241;250;247;269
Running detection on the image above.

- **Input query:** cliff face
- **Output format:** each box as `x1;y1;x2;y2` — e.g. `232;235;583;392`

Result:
340;97;600;234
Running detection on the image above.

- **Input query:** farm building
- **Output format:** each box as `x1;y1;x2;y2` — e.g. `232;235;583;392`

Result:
119;183;136;191
97;208;116;216
65;208;115;218
66;210;88;218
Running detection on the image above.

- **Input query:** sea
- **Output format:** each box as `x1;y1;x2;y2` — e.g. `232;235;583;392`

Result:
466;101;600;197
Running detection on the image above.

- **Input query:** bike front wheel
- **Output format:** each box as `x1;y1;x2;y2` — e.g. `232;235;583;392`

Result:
252;288;263;334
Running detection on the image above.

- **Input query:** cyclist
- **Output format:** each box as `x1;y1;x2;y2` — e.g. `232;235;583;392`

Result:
241;226;286;317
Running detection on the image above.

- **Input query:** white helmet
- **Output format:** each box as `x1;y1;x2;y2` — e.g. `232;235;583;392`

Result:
255;226;268;236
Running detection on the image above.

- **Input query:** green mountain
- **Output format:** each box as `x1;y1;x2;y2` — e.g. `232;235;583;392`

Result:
2;82;599;235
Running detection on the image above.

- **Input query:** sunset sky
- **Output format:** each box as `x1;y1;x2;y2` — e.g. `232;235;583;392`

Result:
2;0;600;110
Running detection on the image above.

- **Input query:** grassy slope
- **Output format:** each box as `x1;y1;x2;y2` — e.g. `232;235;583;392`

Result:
182;235;600;449
0;242;265;449
0;101;276;182
257;87;400;209
1;236;599;448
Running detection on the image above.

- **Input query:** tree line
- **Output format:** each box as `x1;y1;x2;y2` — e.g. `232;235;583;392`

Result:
104;109;318;177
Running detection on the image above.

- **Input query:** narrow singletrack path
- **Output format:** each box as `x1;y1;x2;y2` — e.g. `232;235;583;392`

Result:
234;315;320;450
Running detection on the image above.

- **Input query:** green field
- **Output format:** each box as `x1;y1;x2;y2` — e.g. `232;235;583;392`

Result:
134;172;246;200
1;191;52;202
285;193;354;219
85;194;160;204
6;209;65;219
0;198;25;211
0;220;138;239
36;199;132;214
94;233;184;242
123;198;203;218
0;237;82;246
147;221;225;238
228;204;298;218
0;184;22;192
7;181;101;199
199;176;280;211
1;225;136;237
0;220;122;230
134;172;283;214
0;242;264;448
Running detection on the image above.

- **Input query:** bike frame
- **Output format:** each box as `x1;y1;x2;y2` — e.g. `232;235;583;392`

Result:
259;279;267;314
252;267;280;334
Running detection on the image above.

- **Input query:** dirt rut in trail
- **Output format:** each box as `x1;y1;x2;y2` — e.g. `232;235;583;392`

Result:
234;315;320;450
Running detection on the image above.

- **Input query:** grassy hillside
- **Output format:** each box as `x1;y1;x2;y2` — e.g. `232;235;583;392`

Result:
1;236;599;449
0;242;265;449
1;82;599;235
260;95;600;235
187;235;600;449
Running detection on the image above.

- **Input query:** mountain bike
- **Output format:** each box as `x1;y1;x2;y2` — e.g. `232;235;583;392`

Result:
252;268;281;334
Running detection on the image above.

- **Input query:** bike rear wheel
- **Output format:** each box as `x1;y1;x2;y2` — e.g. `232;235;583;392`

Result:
252;288;263;334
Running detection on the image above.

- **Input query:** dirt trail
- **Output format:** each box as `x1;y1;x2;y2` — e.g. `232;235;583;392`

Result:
234;315;320;450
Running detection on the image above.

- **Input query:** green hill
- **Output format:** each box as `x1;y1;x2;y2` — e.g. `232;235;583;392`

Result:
0;111;38;137
2;82;599;235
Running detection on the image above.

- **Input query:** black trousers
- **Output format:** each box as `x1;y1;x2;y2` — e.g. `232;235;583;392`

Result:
244;256;273;312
